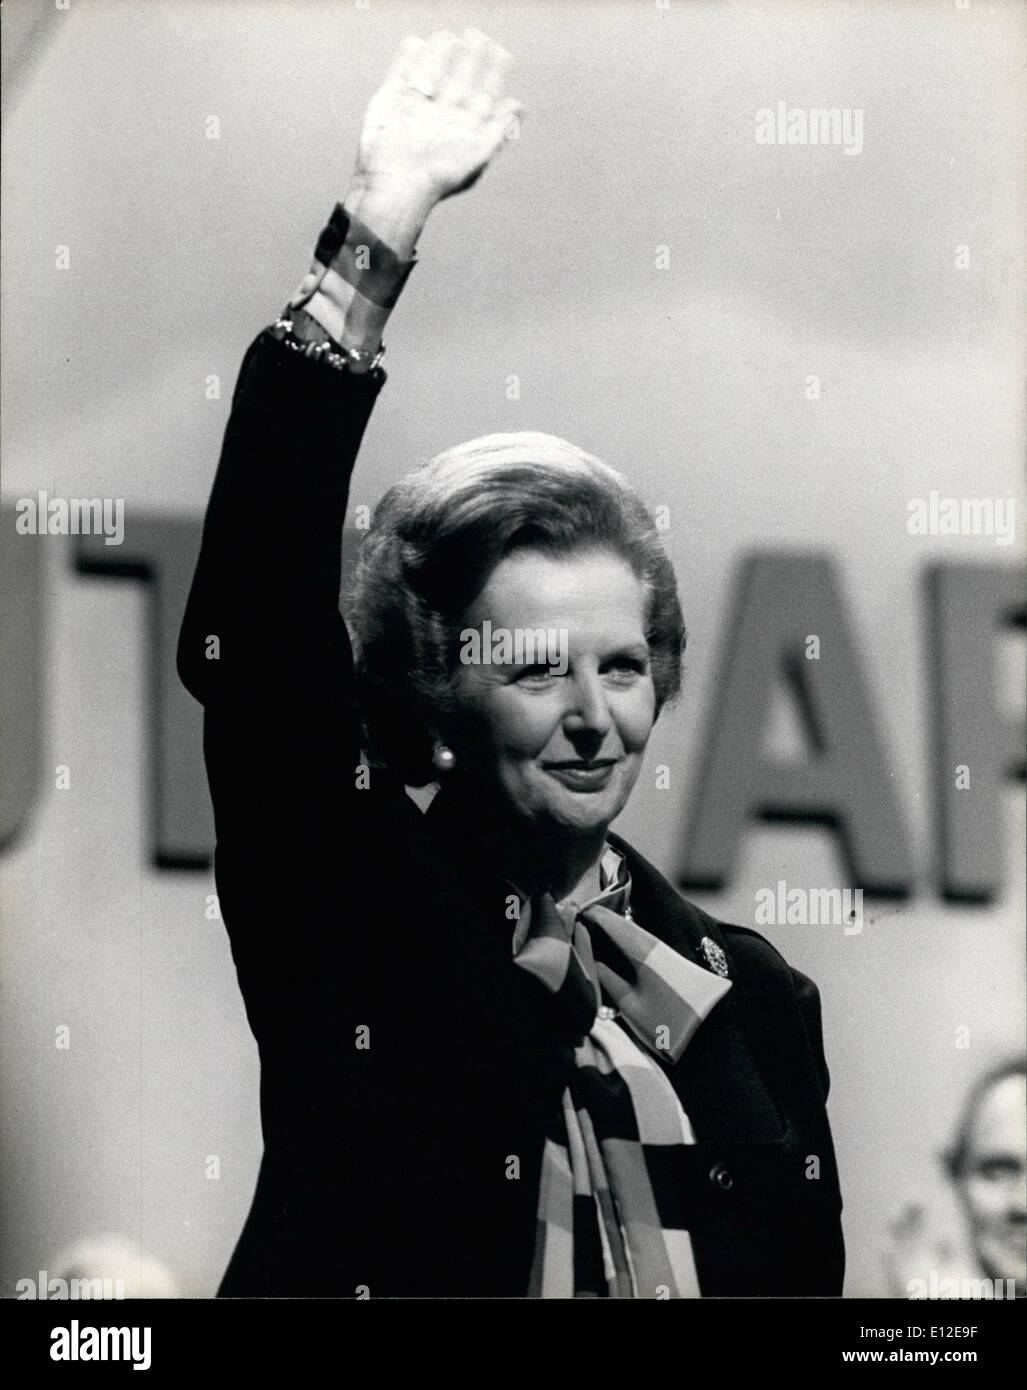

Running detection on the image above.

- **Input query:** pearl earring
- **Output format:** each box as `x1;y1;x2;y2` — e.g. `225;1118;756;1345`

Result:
432;744;457;773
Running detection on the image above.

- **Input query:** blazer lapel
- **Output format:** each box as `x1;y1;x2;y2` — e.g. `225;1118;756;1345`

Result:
412;796;787;1143
608;832;786;1143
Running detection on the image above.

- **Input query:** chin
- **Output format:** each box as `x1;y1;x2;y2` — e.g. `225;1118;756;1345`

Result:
536;790;630;834
978;1239;1027;1288
497;769;639;837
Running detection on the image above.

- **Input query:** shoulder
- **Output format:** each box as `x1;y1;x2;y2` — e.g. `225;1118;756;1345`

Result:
719;922;819;1000
610;830;816;994
609;833;835;1103
716;924;831;1100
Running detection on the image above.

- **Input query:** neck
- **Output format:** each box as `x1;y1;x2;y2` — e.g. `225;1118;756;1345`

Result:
434;779;609;904
511;827;608;906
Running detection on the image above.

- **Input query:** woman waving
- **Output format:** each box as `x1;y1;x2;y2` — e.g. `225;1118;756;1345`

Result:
179;28;844;1299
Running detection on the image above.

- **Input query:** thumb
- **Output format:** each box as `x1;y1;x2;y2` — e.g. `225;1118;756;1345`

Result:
487;98;526;153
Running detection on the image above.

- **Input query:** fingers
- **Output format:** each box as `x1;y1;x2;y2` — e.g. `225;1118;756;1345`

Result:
383;27;514;112
380;33;425;94
405;29;459;98
472;30;513;105
442;29;512;114
439;31;487;107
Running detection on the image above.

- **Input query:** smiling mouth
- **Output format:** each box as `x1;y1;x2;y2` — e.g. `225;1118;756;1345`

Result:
543;759;619;790
544;760;617;771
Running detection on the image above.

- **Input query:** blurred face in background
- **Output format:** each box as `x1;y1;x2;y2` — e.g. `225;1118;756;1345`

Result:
955;1073;1027;1290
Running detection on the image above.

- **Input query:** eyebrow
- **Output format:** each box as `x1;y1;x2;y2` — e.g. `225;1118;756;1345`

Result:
508;641;651;659
599;642;651;661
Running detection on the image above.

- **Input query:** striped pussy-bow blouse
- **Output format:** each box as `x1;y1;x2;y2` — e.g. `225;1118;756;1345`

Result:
510;846;732;1298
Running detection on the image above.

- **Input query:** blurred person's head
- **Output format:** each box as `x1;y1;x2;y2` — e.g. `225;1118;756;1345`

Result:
52;1234;178;1299
945;1060;1027;1291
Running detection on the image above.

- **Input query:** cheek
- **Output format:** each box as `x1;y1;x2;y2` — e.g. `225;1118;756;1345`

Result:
458;688;560;760
963;1180;1001;1219
618;685;657;752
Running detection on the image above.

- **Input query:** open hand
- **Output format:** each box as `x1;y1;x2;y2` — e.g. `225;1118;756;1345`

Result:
353;29;523;210
882;1199;970;1297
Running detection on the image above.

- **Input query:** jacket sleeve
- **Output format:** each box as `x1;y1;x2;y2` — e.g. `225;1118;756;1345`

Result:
720;925;845;1293
791;966;832;1104
790;965;845;1293
176;331;387;982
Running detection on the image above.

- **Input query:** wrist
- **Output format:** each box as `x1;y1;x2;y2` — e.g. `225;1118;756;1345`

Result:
343;175;435;259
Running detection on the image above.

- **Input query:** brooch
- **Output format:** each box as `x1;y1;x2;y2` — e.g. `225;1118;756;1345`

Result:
700;936;730;979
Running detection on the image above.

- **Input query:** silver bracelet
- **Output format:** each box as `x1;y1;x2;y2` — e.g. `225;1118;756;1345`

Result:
270;317;385;375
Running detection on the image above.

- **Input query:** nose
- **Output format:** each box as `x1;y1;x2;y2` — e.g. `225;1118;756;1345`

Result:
562;669;613;743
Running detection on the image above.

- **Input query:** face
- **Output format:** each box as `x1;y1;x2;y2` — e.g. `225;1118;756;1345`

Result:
955;1074;1027;1289
448;548;657;840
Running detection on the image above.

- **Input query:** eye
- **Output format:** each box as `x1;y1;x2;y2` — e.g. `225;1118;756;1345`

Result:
602;654;649;681
516;663;565;684
973;1158;1021;1182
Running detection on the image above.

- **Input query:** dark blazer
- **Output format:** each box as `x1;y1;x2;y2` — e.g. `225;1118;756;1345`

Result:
178;332;845;1298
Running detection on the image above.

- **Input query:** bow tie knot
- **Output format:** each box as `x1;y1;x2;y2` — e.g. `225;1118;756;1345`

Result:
512;891;731;1064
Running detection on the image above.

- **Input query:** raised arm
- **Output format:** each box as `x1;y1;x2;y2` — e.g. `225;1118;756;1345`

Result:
176;30;521;973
